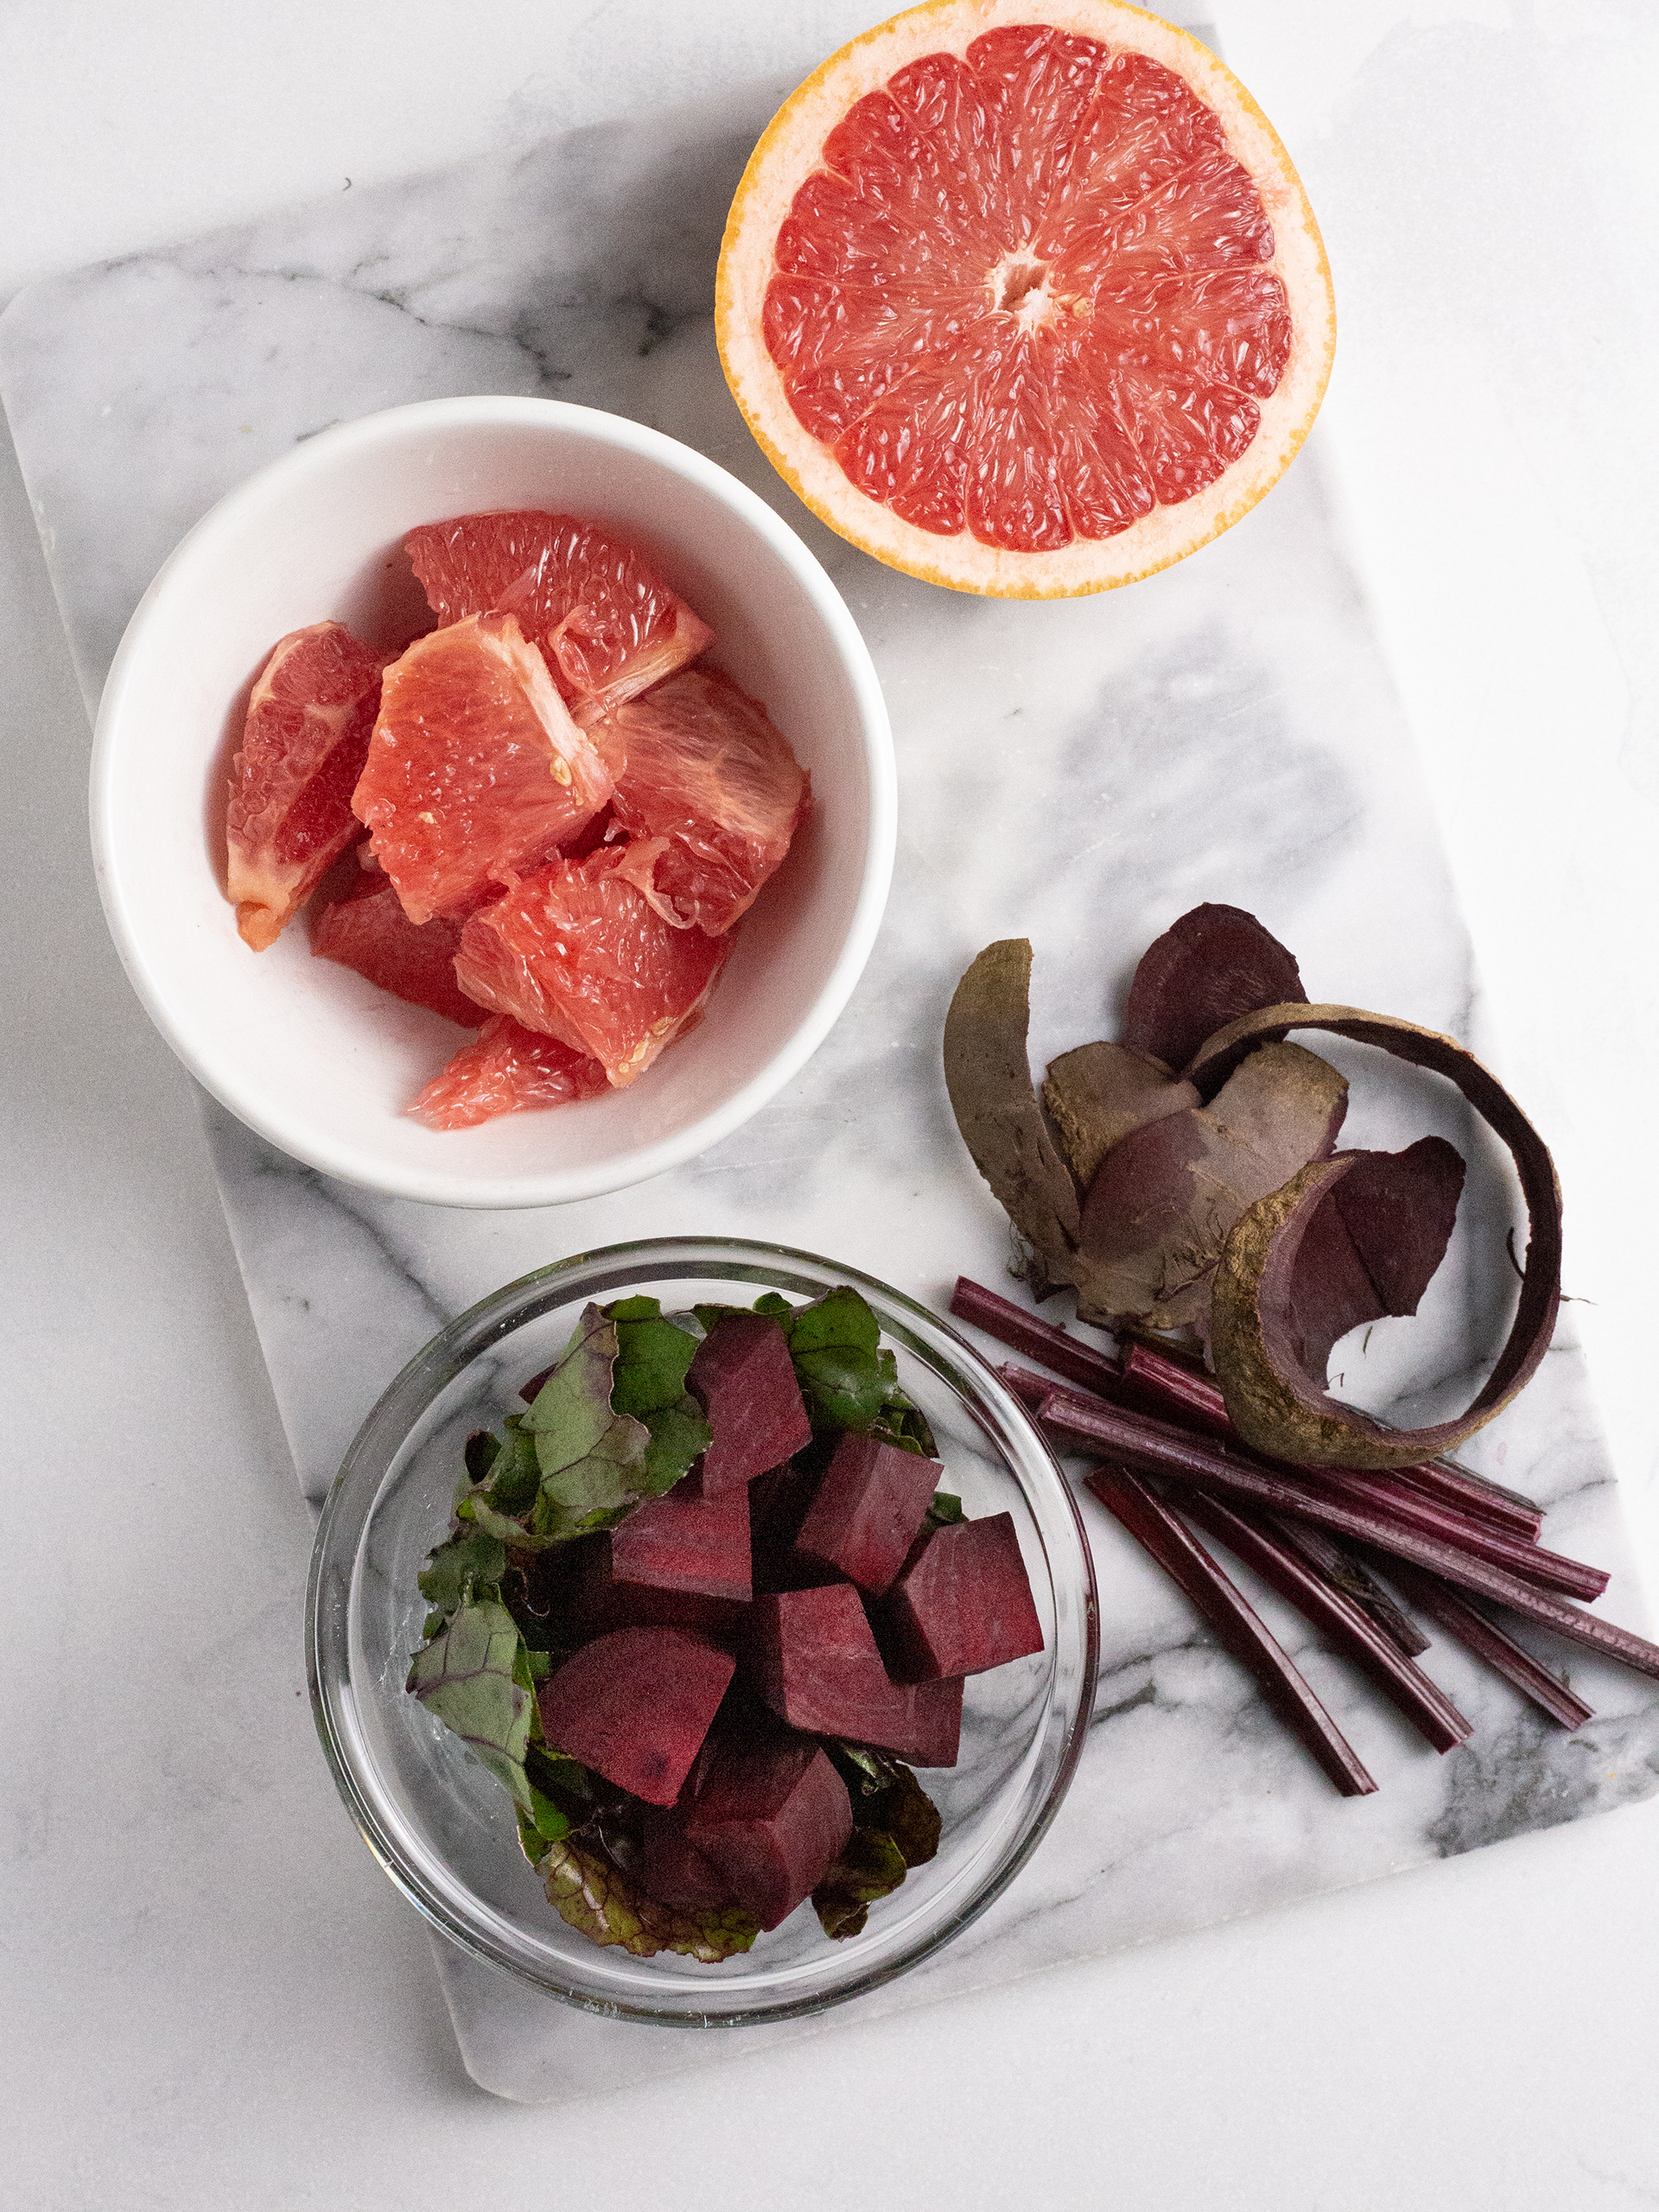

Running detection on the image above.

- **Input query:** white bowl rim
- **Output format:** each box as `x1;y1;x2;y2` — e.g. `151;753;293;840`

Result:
88;394;896;1208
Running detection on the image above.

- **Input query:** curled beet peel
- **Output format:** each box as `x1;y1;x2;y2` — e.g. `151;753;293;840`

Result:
1200;1005;1561;1471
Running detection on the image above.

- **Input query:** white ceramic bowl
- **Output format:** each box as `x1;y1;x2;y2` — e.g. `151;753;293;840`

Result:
91;396;894;1208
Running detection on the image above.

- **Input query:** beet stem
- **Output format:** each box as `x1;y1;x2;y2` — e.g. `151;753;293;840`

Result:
1119;1341;1542;1542
1372;1560;1595;1732
1380;1459;1543;1542
1039;1362;1601;1592
998;1362;1060;1411
1266;1518;1432;1659
1177;1491;1471;1754
1294;1465;1605;1603
950;1276;1123;1397
1040;1388;1659;1686
1087;1469;1377;1796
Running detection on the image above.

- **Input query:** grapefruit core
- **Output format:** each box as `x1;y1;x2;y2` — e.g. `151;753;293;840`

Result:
716;0;1335;597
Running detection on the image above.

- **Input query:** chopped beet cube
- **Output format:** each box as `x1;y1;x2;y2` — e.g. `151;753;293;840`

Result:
878;1512;1045;1681
512;1532;601;1635
638;1812;734;1911
749;1459;840;1593
574;1543;744;1642
749;1461;820;1554
793;1433;943;1596
686;1314;812;1494
609;1474;752;1602
683;1719;853;1929
747;1585;963;1767
536;1627;734;1806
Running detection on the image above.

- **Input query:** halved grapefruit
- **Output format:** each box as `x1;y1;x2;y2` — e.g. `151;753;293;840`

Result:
454;849;728;1089
593;665;810;936
352;613;613;925
404;511;714;721
410;1014;609;1129
224;620;386;949
716;1;1335;596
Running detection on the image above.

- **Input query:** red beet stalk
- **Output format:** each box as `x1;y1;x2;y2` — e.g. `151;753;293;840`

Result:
1117;1341;1543;1542
1004;1353;1435;1657
1036;1378;1600;1604
950;1276;1123;1397
999;1362;1062;1411
1385;1458;1543;1542
969;1284;1542;1554
1088;1469;1376;1796
1267;1518;1431;1660
1302;1465;1605;1604
1376;1560;1595;1732
1177;1491;1471;1753
1039;1387;1659;1686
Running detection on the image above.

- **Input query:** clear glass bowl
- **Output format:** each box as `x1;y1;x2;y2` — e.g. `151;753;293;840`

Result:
307;1237;1099;2029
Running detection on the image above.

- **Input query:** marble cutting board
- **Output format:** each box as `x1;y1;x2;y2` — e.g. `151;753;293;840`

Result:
6;33;1659;2106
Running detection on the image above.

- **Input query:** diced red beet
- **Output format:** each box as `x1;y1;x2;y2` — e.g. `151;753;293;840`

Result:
609;1473;753;1602
682;1718;853;1929
749;1460;821;1554
536;1627;734;1806
748;1584;963;1766
638;1812;735;1911
686;1314;813;1494
793;1433;943;1597
574;1543;745;1642
878;1513;1046;1681
512;1531;601;1632
748;1460;838;1594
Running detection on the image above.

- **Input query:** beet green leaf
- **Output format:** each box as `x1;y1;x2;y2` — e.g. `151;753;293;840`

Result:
407;1597;534;1813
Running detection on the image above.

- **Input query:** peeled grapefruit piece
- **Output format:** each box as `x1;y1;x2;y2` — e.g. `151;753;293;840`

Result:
717;3;1335;596
404;511;714;721
409;1014;608;1129
224;621;387;950
593;666;810;936
352;613;612;925
454;849;727;1089
308;871;480;1027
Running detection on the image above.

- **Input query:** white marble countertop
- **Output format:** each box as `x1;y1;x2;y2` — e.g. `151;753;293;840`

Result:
4;2;1658;2204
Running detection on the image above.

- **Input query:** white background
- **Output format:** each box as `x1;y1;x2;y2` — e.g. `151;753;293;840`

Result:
3;3;1657;2204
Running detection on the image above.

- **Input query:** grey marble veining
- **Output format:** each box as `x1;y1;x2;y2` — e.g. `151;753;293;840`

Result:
5;65;1658;2106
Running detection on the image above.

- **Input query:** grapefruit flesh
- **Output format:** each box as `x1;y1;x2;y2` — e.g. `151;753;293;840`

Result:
308;871;481;1028
224;620;387;950
409;1014;608;1129
717;3;1335;595
352;613;613;925
454;849;728;1089
404;511;715;721
592;665;810;936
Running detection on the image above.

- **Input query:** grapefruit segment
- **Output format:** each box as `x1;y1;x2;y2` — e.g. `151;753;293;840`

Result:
308;871;481;1028
591;666;810;936
224;620;387;950
352;613;612;925
454;850;728;1089
409;1014;608;1130
716;2;1336;596
404;511;714;721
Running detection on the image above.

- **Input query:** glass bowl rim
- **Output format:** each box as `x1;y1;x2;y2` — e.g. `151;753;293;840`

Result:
306;1234;1100;2027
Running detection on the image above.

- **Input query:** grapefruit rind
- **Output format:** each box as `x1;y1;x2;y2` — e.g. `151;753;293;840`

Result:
715;0;1336;598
